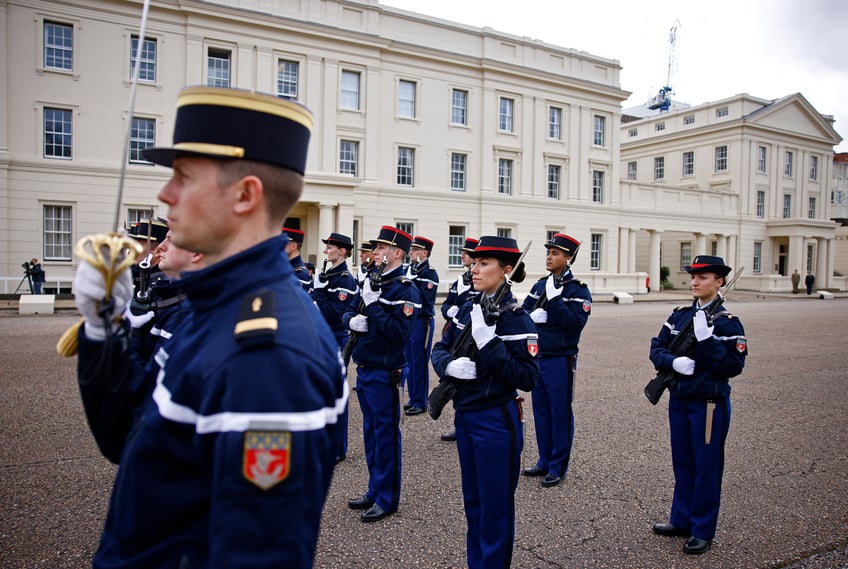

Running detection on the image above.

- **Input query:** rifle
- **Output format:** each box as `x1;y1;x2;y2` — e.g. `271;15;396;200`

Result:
532;243;579;310
427;242;531;419
644;266;744;404
341;255;388;366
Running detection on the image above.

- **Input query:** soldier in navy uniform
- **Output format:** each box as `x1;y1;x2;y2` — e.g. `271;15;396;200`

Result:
521;233;591;488
128;217;169;296
650;255;747;555
312;232;358;462
403;236;439;416
342;226;420;522
283;227;312;293
356;241;374;287
438;237;479;441
431;236;539;569
72;86;346;568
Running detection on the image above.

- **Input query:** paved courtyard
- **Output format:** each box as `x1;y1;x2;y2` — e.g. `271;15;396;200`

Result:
1;295;846;568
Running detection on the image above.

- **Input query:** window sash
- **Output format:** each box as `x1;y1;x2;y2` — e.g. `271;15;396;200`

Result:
450;153;466;191
680;242;692;271
398;80;416;118
627;161;637;180
683;152;694;176
809;156;818;181
43;205;73;260
497;159;512;194
448;227;465;266
339;140;358;176
45;22;73;70
654;157;665;180
277;60;299;99
451;90;468;125
784;151;793;177
547;165;560;199
44;108;72;158
783;194;792;218
207;49;231;87
592;171;604;203
397;147;414;186
548;107;562;139
808;197;816;219
498;98;514;132
756;191;765;218
129;117;155;163
715;146;728;172
590;234;601;270
341;71;361;110
131;36;157;82
757;146;767;173
753;242;762;273
593;115;605;146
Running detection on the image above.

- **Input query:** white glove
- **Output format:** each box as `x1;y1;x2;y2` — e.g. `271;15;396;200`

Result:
530;308;548;324
445;357;477;380
362;278;381;306
470;303;497;349
672;356;695;376
74;261;133;341
446;305;459;319
545;276;563;299
313;271;328;290
356;265;367;283
349;314;369;332
693;310;714;342
124;308;155;329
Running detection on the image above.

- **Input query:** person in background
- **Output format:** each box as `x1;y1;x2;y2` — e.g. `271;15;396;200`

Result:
521;233;591;488
29;258;45;294
805;271;815;295
283;227;312;293
649;255;747;555
790;269;801;294
403;236;439;416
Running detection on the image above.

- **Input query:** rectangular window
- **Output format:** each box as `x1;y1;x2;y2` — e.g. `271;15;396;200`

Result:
593;115;606;146
682;151;694;176
683;114;695;125
806;244;814;273
548;107;562;140
277;60;299;99
716;106;729;117
448;226;465;267
398;80;416;118
498;97;514;132
43;205;73;260
756;190;765;218
758;146;767;173
784;151;794;177
396;222;414;236
497;158;513;195
592;171;604;203
590;233;602;270
341;70;361;110
808;197;816;219
397;147;414;186
207;48;231;87
127;208;150;226
44;108;72;159
129;117;155;164
654;156;665;180
547;165;561;199
783;194;792;218
715;145;728;172
130;36;156;82
339;140;359;176
809;155;818;181
753;241;762;273
496;227;512;239
44;21;73;70
655;122;666;132
628;128;638;137
450;152;467;191
627;161;637;180
451;89;468;126
680;242;692;271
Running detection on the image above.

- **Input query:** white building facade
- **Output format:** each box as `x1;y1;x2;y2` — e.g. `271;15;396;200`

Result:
1;0;844;294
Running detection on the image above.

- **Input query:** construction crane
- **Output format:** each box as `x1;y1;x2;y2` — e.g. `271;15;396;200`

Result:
647;20;680;112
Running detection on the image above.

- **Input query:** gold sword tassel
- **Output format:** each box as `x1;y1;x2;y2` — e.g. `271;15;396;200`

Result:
705;400;716;445
56;233;143;357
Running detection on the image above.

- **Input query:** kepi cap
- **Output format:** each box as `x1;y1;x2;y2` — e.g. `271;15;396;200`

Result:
373;226;413;254
129;217;169;243
410;236;434;254
685;255;732;277
545;233;580;256
469;235;521;266
322;232;353;251
461;237;478;252
142;86;313;175
282;227;304;244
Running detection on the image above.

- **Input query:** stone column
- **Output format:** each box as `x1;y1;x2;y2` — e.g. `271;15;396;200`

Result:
816;237;828;289
649;229;662;292
716;234;728;261
317;203;336;252
618;227;629;274
628;228;637;274
694;232;707;256
790;235;804;277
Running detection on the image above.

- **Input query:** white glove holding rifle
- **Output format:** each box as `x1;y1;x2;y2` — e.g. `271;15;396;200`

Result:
73;260;133;341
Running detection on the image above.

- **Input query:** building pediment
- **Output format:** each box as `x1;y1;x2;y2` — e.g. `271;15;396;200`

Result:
745;94;842;146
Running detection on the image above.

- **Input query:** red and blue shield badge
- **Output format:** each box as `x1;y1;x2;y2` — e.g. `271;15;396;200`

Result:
337;291;348;301
527;338;539;357
403;301;414;317
243;431;291;490
736;338;747;353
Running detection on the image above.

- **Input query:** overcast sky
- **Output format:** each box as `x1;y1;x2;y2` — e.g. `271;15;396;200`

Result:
383;0;848;152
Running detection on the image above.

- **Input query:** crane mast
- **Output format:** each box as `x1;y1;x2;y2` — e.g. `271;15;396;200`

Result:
647;20;680;112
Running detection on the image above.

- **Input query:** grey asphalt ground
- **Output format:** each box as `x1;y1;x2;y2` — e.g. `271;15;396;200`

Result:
1;293;847;568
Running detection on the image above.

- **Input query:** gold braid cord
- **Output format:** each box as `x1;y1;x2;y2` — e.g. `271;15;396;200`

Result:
56;232;144;357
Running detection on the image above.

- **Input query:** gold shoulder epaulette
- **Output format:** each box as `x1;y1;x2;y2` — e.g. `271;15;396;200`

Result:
234;289;278;345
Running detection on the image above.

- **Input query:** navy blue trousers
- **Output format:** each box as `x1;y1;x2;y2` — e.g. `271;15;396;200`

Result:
530;355;575;477
403;317;434;409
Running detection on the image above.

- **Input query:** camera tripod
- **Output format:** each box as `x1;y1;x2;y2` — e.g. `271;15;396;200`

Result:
14;271;33;295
